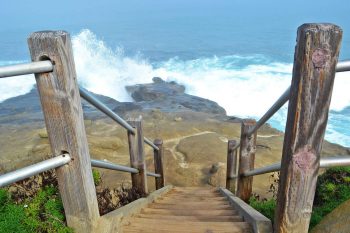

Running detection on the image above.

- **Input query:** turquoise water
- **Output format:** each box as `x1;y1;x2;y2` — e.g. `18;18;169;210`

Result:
0;0;350;146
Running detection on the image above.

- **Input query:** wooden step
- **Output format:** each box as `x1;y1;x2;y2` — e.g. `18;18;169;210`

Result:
123;219;252;233
141;208;238;216
172;186;217;190
154;199;228;205
168;189;220;193
170;187;219;192
148;203;233;210
134;214;243;222
164;193;223;198
170;189;219;193
165;194;222;198
157;196;227;202
121;186;253;233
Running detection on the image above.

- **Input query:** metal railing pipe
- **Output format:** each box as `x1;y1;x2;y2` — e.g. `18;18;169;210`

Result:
144;137;159;150
0;154;71;188
79;87;135;132
243;163;281;177
243;155;350;177
79;87;159;150
320;156;350;167
233;142;240;151
0;61;53;78
336;60;350;72
244;59;350;137
91;159;139;174
247;87;291;137
146;172;161;178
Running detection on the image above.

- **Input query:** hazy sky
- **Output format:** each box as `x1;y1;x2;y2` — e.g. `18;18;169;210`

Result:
1;0;349;61
1;0;349;31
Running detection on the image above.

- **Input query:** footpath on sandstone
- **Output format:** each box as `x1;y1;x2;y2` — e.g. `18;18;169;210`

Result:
0;78;348;197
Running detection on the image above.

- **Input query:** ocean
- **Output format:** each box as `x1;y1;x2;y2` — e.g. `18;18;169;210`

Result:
0;0;350;146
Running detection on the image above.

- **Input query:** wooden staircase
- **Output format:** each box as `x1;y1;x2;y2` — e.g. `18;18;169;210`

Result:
122;187;253;233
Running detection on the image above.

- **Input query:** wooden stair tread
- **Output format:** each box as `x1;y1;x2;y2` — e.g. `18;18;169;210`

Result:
156;198;228;203
121;186;253;233
123;219;252;233
169;192;221;195
157;196;227;202
141;208;238;216
134;214;243;222
148;203;233;210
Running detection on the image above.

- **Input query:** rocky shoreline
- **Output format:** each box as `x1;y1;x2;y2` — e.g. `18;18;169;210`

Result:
0;78;349;197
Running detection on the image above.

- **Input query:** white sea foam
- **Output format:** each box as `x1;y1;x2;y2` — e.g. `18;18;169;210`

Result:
72;29;155;102
1;29;350;146
0;60;35;102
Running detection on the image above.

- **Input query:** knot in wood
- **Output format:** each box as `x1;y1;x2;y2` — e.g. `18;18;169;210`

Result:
312;48;329;69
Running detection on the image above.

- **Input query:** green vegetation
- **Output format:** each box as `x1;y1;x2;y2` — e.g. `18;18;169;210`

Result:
310;166;350;229
92;169;101;186
0;168;143;232
250;166;350;230
249;197;276;224
0;186;73;233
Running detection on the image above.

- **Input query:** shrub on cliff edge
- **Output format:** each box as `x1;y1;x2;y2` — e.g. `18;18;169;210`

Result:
250;166;350;230
0;187;73;233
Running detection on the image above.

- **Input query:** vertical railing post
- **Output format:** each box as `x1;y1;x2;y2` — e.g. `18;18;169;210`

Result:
226;140;238;194
275;24;342;233
28;31;99;232
237;120;257;202
127;116;148;194
153;139;165;189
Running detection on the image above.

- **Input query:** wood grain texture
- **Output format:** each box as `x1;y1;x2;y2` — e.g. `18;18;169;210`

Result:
274;24;342;233
153;139;165;189
219;188;273;233
127;117;148;194
226;140;238;193
28;31;99;232
122;187;253;233
237;120;257;202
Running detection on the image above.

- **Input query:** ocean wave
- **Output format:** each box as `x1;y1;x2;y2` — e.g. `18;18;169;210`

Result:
0;60;35;102
1;29;350;147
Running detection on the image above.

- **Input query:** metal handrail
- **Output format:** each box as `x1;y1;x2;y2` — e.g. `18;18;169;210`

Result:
91;159;139;174
79;87;135;132
146;172;161;178
0;61;53;78
243;155;350;177
233;143;240;151
0;60;348;79
79;87;159;151
246;59;350;137
0;61;160;151
0;154;71;187
247;87;290;137
91;159;161;177
336;60;350;72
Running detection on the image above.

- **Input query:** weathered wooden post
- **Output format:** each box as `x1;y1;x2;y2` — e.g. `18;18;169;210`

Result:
226;140;238;194
28;31;100;232
127;116;148;194
236;120;257;202
274;24;342;233
153;139;165;190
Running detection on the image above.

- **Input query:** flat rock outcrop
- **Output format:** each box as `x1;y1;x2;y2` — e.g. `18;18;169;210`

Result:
0;78;349;198
126;77;226;115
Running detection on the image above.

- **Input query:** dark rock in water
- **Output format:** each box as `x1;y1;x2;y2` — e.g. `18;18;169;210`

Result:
126;78;226;115
0;87;136;124
152;77;165;83
127;77;185;102
0;88;44;124
0;78;226;124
